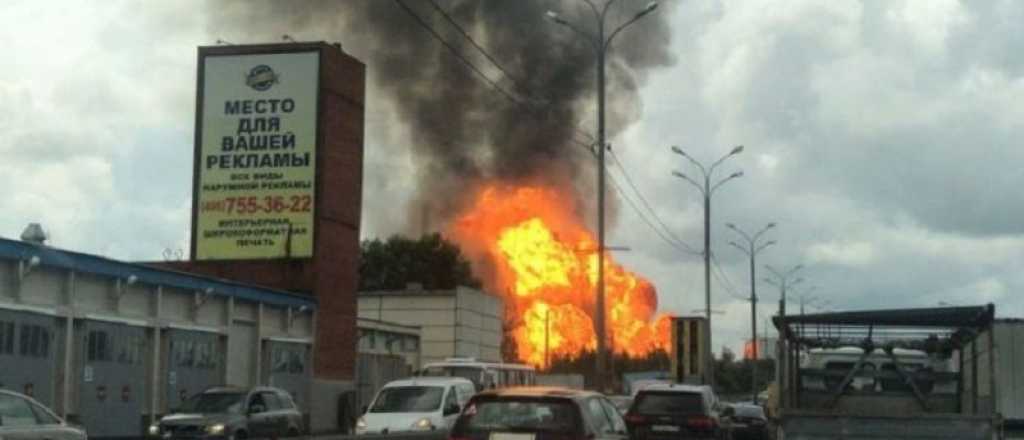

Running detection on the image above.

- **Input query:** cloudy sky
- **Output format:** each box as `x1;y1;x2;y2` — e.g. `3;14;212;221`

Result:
4;0;1024;354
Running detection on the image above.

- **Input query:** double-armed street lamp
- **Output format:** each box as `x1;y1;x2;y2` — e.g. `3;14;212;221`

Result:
727;223;775;402
764;264;804;318
546;1;659;391
671;145;744;389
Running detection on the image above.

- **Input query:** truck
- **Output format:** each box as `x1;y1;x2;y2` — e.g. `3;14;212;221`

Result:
772;304;999;440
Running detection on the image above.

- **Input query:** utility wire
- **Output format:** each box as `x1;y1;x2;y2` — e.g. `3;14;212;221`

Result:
394;0;522;105
422;0;599;145
710;251;748;301
609;150;700;255
606;171;696;256
426;0;526;91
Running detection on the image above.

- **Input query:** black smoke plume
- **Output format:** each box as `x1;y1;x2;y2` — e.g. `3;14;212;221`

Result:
207;0;676;229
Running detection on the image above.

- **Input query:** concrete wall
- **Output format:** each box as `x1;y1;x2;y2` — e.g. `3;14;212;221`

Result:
358;287;504;366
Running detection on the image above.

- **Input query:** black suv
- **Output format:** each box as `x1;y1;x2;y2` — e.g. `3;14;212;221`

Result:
150;386;304;439
624;384;724;440
449;387;628;440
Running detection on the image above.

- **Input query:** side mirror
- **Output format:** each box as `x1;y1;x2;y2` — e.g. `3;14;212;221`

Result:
444;403;461;416
361;405;368;414
249;404;266;415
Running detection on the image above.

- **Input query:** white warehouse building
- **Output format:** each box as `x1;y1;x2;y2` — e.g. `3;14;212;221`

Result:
0;232;316;438
357;285;503;366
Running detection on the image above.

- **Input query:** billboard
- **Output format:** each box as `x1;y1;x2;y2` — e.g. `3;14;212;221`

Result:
193;50;319;260
670;317;707;384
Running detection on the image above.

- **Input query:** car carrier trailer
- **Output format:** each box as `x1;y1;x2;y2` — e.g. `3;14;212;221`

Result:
772;304;999;440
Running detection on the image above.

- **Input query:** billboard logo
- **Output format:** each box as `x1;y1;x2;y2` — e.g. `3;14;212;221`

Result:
246;65;279;91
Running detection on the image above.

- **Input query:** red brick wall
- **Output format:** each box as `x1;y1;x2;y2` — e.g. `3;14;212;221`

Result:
154;43;365;382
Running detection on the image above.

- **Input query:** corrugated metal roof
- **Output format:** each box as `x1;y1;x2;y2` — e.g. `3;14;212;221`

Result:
774;305;993;329
0;237;316;309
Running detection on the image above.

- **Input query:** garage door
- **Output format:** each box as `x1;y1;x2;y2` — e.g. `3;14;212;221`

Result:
266;341;310;411
166;329;223;410
0;309;57;407
78;320;147;438
227;322;256;387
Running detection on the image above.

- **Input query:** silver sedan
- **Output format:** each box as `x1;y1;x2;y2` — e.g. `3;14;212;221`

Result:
0;390;86;440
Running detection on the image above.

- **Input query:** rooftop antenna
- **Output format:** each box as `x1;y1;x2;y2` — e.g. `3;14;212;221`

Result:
282;34;296;42
215;39;232;45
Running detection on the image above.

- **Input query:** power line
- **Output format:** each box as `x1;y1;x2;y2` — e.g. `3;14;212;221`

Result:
394;0;522;105
710;251;748;301
426;0;527;91
606;171;695;256
609;149;700;255
422;0;599;145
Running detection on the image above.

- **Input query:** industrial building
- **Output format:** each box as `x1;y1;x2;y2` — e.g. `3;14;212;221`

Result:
358;285;503;365
0;231;315;438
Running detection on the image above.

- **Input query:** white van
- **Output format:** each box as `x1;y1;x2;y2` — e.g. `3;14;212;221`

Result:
356;377;476;435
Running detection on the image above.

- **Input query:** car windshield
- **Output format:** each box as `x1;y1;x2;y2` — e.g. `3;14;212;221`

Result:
370;386;444;413
634;392;704;415
178;392;245;414
458;398;578;433
734;405;765;418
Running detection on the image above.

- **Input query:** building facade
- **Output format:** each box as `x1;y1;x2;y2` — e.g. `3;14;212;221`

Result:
358;286;503;365
0;236;315;438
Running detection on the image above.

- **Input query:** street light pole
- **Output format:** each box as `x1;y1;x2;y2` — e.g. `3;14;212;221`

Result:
546;1;658;392
727;223;776;404
672;145;744;389
764;264;804;319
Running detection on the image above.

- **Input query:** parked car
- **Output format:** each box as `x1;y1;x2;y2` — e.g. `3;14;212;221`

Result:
356;377;476;435
149;386;303;439
624;383;725;440
448;387;628;440
721;404;768;440
0;389;87;440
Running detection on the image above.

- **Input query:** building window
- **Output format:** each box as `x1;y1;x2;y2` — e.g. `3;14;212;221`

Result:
117;334;144;365
0;321;13;355
19;325;49;358
272;346;306;374
87;330;111;362
403;336;419;352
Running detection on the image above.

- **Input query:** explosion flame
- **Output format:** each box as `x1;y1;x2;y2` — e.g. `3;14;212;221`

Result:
449;184;671;367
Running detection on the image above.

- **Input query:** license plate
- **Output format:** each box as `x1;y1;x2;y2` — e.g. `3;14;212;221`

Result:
490;433;535;440
651;425;680;432
731;423;747;429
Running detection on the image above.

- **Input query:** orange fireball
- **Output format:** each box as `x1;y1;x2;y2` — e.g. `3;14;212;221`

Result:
448;183;670;367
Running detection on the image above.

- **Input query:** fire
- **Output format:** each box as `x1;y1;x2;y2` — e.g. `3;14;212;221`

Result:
448;183;671;367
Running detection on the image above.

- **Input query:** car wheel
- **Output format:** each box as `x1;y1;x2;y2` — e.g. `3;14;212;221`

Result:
288;427;300;438
233;430;249;440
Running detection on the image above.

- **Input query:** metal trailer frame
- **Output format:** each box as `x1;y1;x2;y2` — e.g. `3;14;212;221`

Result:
772;304;999;440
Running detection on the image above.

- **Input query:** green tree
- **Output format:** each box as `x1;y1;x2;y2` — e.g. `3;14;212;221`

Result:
358;233;482;291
